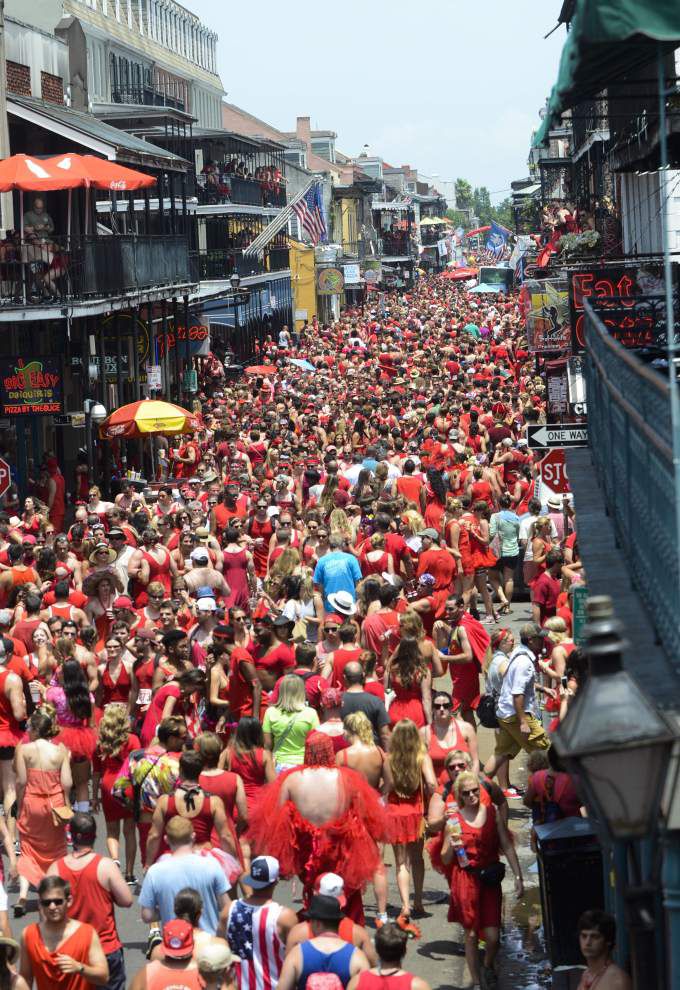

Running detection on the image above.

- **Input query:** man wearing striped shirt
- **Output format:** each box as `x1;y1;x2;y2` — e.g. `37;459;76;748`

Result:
226;857;297;990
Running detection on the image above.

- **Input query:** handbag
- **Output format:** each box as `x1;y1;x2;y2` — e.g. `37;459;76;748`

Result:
475;861;506;886
476;693;499;729
51;805;74;828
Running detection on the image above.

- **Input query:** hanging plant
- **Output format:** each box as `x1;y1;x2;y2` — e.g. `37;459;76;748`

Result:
557;230;602;255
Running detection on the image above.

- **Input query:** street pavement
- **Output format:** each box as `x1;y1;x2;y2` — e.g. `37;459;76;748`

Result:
6;599;552;989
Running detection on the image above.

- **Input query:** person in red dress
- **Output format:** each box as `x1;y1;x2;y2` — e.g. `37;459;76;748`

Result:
382;720;437;939
196;732;248;867
384;638;432;729
439;772;523;989
419;690;478;782
93;705;140;884
96;637;133;708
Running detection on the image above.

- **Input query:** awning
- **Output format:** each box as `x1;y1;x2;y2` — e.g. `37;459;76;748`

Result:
8;94;188;170
533;0;680;146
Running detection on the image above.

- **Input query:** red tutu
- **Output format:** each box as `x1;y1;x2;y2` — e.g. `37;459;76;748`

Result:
55;725;97;761
248;767;386;893
385;790;425;845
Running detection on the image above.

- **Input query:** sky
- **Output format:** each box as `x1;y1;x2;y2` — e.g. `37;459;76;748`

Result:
187;0;567;203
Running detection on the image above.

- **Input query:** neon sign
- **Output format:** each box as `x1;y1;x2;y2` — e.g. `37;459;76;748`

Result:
568;265;666;352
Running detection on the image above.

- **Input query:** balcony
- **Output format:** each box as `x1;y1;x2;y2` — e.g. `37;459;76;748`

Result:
381;232;414;257
583;298;680;663
197;246;289;281
340;237;382;260
0;234;193;308
195;172;287;209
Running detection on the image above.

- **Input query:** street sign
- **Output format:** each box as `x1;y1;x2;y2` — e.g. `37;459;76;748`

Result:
527;424;588;449
53;413;86;428
146;365;162;390
539;449;570;495
0;457;10;499
573;585;589;645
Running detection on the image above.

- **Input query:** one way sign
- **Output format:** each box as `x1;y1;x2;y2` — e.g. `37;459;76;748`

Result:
527;424;589;450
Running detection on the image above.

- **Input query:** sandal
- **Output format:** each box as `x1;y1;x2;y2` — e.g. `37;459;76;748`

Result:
13;901;26;918
396;913;421;939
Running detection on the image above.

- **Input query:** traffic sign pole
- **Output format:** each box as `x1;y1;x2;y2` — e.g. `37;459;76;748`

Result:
528;423;589;450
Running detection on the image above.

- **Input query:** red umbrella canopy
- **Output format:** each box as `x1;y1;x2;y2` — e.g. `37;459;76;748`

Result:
0;153;156;192
49;155;156;191
0;154;83;192
245;365;277;376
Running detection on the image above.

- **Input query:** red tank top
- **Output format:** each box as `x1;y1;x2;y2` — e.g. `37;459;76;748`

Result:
428;722;469;782
23;920;94;990
165;792;214;845
144;960;203;990
357;973;413;990
0;668;23;745
101;663;131;706
56;854;121;952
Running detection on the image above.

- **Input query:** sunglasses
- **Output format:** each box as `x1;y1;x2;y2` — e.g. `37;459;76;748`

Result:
447;762;467;770
325;626;339;632
434;702;451;709
461;788;480;797
41;897;65;906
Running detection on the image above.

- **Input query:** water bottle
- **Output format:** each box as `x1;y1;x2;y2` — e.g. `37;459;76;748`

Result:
445;804;470;868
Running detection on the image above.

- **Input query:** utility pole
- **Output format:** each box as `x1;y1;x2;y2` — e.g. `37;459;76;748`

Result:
0;0;12;235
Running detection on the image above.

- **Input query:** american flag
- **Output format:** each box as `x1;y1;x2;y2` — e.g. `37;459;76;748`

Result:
292;181;327;245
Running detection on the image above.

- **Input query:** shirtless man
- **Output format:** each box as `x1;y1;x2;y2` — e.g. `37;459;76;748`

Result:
182;547;230;600
577;910;631;990
249;731;385;924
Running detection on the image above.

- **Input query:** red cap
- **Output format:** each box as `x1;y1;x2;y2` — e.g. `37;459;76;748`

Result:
113;596;134;610
162;919;194;958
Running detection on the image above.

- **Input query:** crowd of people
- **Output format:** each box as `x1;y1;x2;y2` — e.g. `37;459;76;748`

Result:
0;272;630;990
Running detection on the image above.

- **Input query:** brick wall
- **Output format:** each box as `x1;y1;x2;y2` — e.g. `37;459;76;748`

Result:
6;61;30;97
41;71;63;104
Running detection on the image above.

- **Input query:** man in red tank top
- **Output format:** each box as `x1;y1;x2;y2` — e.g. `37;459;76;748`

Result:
48;812;133;990
346;922;432;990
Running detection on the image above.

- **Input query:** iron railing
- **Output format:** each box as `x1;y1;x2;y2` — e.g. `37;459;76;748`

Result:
0;234;193;306
197;246;289;280
340;238;383;259
195;173;286;209
584;298;680;663
381;233;414;257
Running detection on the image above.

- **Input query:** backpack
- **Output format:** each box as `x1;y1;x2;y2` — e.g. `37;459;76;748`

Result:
306;976;344;990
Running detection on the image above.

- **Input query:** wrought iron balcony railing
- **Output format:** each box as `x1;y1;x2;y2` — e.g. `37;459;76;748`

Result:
584;298;680;663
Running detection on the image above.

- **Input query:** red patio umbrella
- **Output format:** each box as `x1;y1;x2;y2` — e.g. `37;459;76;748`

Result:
0;154;83;192
245;365;277;376
48;154;156;191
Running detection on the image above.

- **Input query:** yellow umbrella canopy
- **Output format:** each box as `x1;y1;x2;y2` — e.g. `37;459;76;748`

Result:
99;399;202;439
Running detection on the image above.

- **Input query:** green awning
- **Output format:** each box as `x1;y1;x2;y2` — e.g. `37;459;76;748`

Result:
532;0;680;146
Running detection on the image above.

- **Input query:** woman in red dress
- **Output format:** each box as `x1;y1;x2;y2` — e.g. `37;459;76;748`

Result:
359;533;394;579
196;732;248;870
140;668;205;747
384;638;432;729
96;637;133;708
221;716;276;871
92;703;140;883
440;772;523;989
468;501;499;623
419;690;477;783
445;498;475;604
383;719;437;938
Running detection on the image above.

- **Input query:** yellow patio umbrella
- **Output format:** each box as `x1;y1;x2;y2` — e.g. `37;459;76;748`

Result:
98;399;202;439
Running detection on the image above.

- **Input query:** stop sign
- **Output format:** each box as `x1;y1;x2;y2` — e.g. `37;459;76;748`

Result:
0;458;10;500
539;449;570;495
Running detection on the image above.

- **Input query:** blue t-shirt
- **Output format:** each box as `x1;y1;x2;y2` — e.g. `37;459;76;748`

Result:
139;852;228;933
313;551;362;610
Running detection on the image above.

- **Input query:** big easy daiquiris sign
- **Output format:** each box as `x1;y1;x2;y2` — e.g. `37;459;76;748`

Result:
568;262;672;353
0;357;63;415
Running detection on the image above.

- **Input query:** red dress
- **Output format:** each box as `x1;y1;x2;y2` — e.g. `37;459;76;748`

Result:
249;517;273;578
227;747;266;814
99;663;131;708
94;734;140;822
131;548;172;605
359;550;390;578
427;722;470;782
447;804;502;933
385;769;425;845
0;669;24;747
468;524;496;571
388;673;426;728
222;549;250;609
199;770;243;864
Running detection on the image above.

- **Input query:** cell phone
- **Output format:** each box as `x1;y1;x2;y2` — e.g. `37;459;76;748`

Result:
561;676;568;689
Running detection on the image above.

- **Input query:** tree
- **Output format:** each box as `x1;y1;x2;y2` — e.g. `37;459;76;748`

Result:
473;186;493;226
454;178;473;211
492;197;514;230
446;208;470;228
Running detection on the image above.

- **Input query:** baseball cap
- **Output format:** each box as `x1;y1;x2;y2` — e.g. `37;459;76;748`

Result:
190;548;210;564
197;598;217;612
314;873;347;908
243;856;280;889
162;919;194;959
113;596;134;610
417;528;439;540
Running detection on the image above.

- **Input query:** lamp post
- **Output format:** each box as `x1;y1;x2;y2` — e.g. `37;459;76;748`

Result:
84;399;107;486
229;271;251;359
554;595;674;839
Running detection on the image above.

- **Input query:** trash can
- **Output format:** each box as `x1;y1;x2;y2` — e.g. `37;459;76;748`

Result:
535;817;604;968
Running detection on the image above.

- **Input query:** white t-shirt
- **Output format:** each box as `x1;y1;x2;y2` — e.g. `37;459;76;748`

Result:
519;513;559;561
496;646;538;719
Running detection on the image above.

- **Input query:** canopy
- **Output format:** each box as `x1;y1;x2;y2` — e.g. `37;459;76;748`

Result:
465;226;491;237
534;0;680;145
288;358;316;372
99;399;201;439
441;267;478;281
421;216;447;226
468;283;505;294
0;152;155;192
245;364;277;376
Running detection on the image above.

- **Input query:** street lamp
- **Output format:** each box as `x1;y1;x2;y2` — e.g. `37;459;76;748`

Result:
554;595;674;840
230;272;241;290
83;399;107;486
